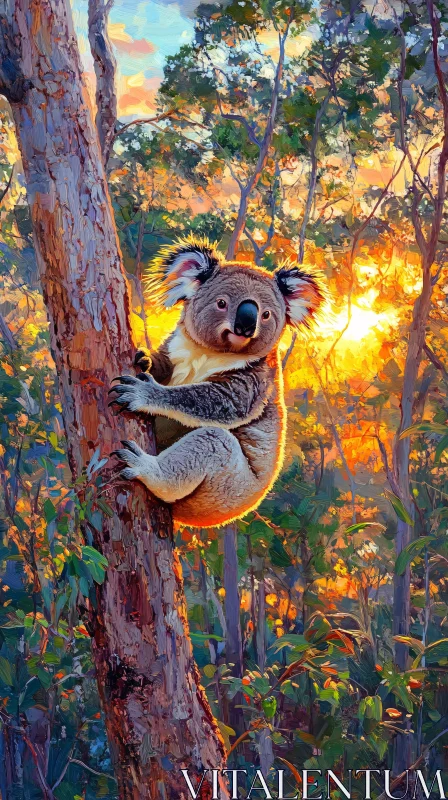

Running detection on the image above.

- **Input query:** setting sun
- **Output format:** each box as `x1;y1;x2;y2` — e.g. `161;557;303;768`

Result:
320;300;399;344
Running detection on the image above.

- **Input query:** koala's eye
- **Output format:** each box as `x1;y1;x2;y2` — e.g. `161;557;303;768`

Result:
262;310;271;321
216;298;227;310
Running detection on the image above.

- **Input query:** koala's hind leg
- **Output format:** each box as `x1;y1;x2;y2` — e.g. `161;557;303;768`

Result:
114;428;258;517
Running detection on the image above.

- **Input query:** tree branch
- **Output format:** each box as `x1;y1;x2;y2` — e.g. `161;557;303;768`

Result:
297;45;345;265
0;163;14;206
426;0;448;266
308;349;357;521
0;310;18;350
282;332;297;369
68;759;116;781
424;342;448;384
215;93;261;147
0;9;32;103
375;726;448;800
110;109;177;145
376;434;400;496
226;17;291;258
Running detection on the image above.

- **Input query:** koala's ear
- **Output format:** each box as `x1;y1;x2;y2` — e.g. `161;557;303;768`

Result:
146;237;221;307
275;265;324;327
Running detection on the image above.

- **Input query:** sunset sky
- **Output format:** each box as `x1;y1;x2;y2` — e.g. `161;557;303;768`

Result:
73;0;197;117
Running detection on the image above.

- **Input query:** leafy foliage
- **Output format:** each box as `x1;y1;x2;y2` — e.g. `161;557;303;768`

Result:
3;0;448;794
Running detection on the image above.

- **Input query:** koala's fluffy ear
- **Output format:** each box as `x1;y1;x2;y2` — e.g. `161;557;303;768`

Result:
275;265;324;328
145;237;222;307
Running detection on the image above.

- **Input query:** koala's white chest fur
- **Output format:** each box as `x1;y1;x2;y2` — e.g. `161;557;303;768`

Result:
167;328;249;385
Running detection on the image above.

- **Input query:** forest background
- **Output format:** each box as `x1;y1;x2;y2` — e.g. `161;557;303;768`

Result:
2;0;448;797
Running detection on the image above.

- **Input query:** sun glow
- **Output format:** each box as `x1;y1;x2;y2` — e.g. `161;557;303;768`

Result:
320;297;399;344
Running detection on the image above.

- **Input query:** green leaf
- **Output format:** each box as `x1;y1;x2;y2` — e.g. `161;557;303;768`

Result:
269;536;292;568
384;490;413;525
190;633;224;642
412;638;448;667
54;592;68;625
81;546;108;584
270;634;308;652
399;422;448;439
422;638;448;664
37;667;52;690
345;522;386;534
0;656;13;686
435;434;448;463
359;696;383;725
43;498;57;524
96;498;114;518
393;635;424;654
42;653;60;666
81;545;108;568
203;664;217;679
296;730;318;746
83;560;106;584
395;536;434;575
216;721;235;752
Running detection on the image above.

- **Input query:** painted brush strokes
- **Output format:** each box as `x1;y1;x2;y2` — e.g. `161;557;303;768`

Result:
0;0;448;797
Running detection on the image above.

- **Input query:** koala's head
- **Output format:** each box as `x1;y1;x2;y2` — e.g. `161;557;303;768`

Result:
146;237;324;358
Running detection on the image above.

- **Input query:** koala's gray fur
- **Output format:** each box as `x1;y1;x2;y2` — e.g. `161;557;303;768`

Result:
109;237;323;528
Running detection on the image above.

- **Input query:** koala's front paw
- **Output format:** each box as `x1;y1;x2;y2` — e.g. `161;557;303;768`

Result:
134;347;152;373
112;440;153;483
108;373;156;414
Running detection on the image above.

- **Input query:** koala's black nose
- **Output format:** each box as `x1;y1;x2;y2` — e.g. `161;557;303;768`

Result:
234;300;258;338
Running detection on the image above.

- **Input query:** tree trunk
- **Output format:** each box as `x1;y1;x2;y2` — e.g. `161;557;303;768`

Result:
227;188;250;260
393;272;433;665
88;0;117;166
254;571;274;776
223;524;245;736
0;1;227;796
0;721;24;799
392;268;433;775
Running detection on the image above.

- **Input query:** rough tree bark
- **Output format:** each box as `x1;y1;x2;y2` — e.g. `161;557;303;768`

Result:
0;0;227;797
88;0;117;166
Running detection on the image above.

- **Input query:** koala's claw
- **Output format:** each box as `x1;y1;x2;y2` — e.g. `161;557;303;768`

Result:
112;440;148;483
110;375;138;386
109;370;156;415
120;439;143;455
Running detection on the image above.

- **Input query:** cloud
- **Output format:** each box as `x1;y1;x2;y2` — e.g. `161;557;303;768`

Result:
117;74;161;117
109;22;156;59
154;0;217;20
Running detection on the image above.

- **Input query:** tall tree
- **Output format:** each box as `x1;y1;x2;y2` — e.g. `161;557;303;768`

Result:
88;0;117;166
0;0;227;797
158;0;311;259
223;524;244;736
391;0;448;674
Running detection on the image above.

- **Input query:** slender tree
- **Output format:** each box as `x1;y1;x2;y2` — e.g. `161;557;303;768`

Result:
223;524;244;736
88;0;117;166
392;0;448;673
0;0;228;797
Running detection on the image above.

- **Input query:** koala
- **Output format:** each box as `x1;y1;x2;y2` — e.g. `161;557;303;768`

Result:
109;237;323;528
